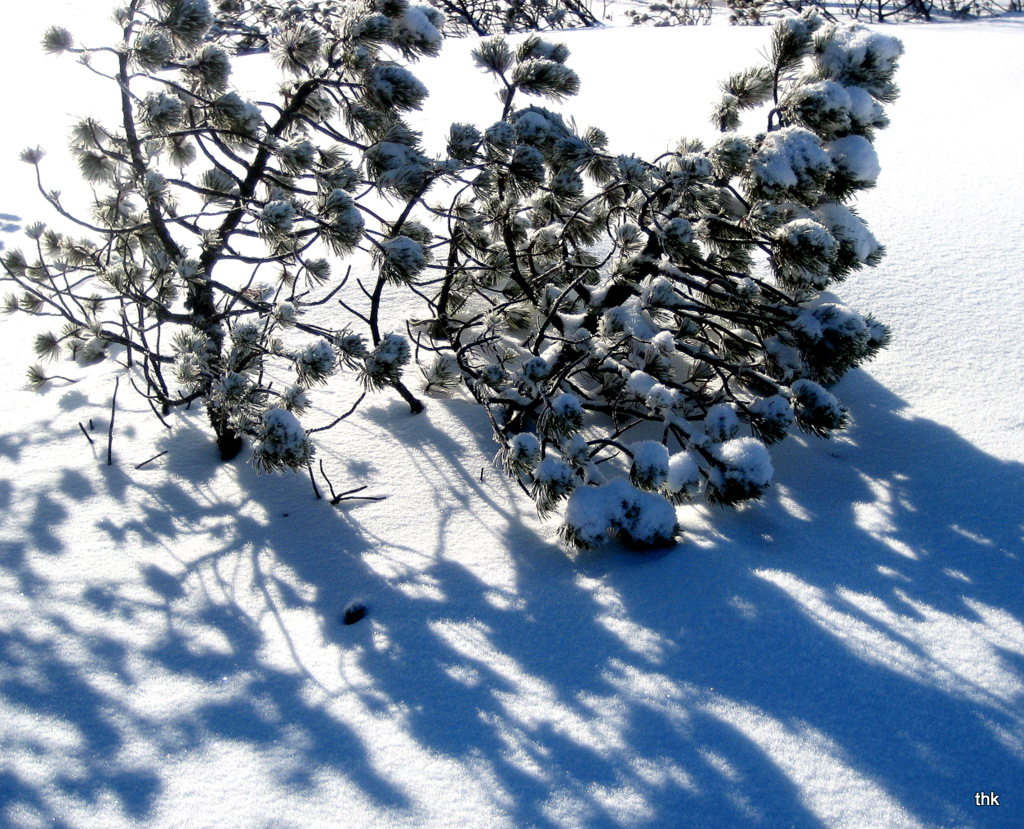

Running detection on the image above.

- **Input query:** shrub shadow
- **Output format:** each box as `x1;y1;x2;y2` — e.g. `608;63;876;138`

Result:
1;371;1022;827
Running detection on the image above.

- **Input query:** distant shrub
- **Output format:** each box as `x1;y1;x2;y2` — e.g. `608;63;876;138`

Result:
725;0;1018;25
626;1;712;26
427;0;601;36
211;0;601;43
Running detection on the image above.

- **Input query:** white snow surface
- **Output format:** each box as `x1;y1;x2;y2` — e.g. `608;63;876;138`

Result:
2;4;1024;828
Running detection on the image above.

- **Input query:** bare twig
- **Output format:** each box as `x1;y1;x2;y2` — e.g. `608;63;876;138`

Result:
134;450;167;470
307;392;366;434
79;422;95;445
107;375;120;466
330;485;385;505
308;463;322;500
318;459;385;505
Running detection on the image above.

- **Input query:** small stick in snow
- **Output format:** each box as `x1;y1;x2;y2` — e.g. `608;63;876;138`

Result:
308;463;322;500
134;450;167;470
330;484;385;505
79;423;95;445
107;375;120;466
319;459;337;501
319;459;385;505
307;391;366;435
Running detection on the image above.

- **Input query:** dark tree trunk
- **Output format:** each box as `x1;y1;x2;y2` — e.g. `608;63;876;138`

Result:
209;404;243;461
216;427;244;461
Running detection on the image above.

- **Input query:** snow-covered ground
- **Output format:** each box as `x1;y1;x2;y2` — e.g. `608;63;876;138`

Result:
2;3;1023;828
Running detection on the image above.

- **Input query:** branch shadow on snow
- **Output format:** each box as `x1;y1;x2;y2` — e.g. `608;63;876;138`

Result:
334;376;1024;828
570;369;1024;828
1;371;1023;827
1;412;414;825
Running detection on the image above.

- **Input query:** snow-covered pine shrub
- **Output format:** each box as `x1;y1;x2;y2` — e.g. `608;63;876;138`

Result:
416;14;901;549
725;0;836;27
3;0;441;467
725;0;1018;26
842;0;1019;22
210;0;599;43
626;0;713;27
846;0;935;21
425;0;600;37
